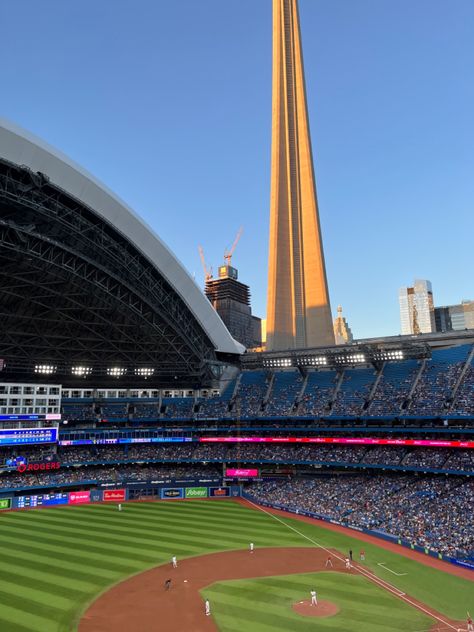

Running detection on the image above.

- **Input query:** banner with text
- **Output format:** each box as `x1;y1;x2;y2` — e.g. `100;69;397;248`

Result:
209;487;230;498
185;487;208;499
160;488;184;499
68;491;91;505
103;489;126;502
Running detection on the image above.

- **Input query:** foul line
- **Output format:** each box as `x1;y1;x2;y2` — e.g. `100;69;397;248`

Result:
243;498;458;631
378;562;408;576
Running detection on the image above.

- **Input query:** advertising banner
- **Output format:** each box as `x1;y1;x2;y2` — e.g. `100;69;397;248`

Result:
160;488;184;499
90;490;102;502
225;468;259;478
185;487;208;499
103;489;126;502
210;487;230;498
68;491;91;505
17;461;60;473
0;498;11;510
201;436;474;449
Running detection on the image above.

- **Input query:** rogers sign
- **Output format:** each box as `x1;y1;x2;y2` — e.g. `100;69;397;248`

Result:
17;461;60;473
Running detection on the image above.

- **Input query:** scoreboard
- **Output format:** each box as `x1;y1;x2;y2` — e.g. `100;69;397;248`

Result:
17;492;68;508
0;427;58;446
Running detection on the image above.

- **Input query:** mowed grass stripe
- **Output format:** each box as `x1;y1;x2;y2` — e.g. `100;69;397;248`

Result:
0;548;119;587
0;601;67;632
0;575;74;610
0;522;154;565
0;533;143;575
0;567;93;601
0;537;122;579
0;559;99;593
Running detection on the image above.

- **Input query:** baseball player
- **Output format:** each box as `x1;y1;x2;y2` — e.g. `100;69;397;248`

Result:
325;555;333;568
205;600;211;616
345;557;351;570
249;542;254;553
349;549;353;562
310;590;317;606
360;549;365;561
172;556;178;568
467;613;473;631
118;503;122;511
164;578;171;591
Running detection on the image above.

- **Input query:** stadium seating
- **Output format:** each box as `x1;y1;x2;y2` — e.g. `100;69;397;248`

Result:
331;367;376;416
246;476;473;561
409;346;471;415
368;360;418;415
299;370;337;416
264;371;303;416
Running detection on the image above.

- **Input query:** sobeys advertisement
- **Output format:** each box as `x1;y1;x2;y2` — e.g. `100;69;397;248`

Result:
185;487;208;498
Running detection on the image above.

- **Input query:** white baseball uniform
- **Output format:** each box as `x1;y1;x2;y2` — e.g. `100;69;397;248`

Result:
249;543;254;553
118;504;122;511
345;558;351;569
205;600;211;616
172;556;177;568
310;590;317;606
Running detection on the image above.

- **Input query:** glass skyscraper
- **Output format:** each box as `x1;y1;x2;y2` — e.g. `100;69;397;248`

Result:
399;279;436;335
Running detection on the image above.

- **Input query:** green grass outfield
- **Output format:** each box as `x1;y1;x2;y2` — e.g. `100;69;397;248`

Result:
0;499;471;632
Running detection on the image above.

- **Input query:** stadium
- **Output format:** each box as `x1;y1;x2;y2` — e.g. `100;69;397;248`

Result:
0;116;472;632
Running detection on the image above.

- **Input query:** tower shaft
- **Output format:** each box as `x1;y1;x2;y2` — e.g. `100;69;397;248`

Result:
267;0;334;350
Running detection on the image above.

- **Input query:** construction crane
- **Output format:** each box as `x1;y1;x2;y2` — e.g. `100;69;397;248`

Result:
198;245;213;282
224;226;243;266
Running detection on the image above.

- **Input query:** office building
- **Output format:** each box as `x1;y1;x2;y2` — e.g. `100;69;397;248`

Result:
399;279;436;335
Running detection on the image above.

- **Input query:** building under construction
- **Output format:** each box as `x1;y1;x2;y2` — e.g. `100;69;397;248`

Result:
205;264;261;350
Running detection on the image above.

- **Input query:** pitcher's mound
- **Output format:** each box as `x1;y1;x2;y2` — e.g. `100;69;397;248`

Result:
292;599;340;618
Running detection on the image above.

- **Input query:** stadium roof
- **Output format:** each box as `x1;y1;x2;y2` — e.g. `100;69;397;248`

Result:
0;119;242;385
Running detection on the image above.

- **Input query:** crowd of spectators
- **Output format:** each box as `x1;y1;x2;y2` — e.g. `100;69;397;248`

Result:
132;403;160;419
451;366;474;416
264;373;303;417
0;463;221;490
3;443;472;474
299;373;337;416
331;369;374;416
246;475;474;560
409;362;464;416
369;362;419;415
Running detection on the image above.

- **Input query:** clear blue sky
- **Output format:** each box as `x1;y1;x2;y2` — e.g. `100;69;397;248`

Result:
2;0;473;339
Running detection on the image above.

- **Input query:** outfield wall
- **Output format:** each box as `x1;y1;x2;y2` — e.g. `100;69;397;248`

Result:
0;483;241;511
242;492;474;572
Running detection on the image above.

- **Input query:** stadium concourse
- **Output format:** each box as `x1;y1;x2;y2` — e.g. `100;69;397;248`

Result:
0;120;473;630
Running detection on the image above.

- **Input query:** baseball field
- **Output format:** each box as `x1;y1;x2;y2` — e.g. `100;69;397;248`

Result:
0;498;471;632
